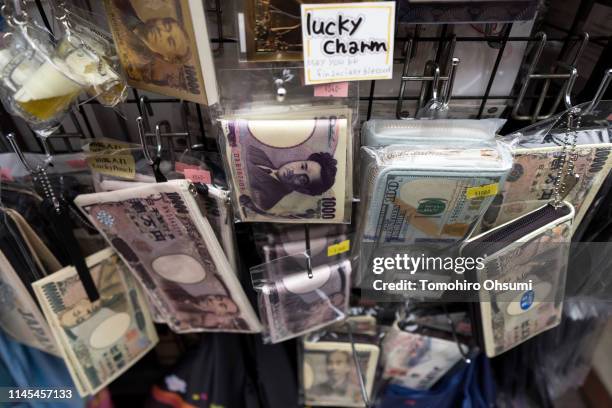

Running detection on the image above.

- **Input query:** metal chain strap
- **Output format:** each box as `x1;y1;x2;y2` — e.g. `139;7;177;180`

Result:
552;107;581;208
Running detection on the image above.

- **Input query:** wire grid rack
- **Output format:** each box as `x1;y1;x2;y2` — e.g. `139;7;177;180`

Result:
0;0;611;157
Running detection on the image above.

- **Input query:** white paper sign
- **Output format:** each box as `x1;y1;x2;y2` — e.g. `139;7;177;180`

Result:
301;2;396;85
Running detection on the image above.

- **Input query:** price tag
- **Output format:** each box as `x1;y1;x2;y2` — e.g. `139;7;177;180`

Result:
175;162;201;174
314;82;349;97
466;183;499;199
184;168;212;184
87;139;131;153
327;239;350;257
66;159;88;169
301;2;395;85
0;167;13;182
86;155;135;179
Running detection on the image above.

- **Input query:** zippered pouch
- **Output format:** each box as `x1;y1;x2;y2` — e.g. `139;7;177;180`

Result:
361;119;504;147
461;202;574;357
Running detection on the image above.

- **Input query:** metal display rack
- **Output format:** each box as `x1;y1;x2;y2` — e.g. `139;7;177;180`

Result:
1;0;612;405
1;0;612;156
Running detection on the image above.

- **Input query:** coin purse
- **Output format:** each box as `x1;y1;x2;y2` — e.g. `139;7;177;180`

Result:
250;253;351;344
461;201;574;357
461;108;581;357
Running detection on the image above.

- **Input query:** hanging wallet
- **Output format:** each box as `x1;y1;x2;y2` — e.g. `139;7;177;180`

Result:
461;202;574;357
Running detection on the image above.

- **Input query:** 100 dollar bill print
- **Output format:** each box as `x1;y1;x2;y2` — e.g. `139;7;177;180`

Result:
75;181;261;333
103;0;207;103
480;145;612;233
32;248;158;396
221;118;348;223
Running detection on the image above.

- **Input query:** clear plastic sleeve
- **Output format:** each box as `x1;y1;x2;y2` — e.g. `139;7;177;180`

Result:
300;337;380;407
214;67;359;224
354;136;513;285
250;254;351;343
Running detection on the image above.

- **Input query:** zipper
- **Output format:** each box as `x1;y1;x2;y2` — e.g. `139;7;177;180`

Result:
464;203;570;256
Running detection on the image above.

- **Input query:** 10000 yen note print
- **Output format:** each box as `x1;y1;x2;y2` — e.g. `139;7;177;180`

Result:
221;118;348;223
103;0;216;104
75;180;261;333
480;145;612;233
32;248;158;396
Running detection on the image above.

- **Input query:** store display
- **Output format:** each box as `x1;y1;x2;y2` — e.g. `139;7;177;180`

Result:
32;248;158;397
302;339;379;407
0;0;611;406
103;0;218;105
220;117;350;223
75;180;261;333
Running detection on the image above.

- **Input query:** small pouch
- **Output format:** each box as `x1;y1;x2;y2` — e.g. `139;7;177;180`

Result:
251;254;351;343
301;337;379;407
462;201;574;357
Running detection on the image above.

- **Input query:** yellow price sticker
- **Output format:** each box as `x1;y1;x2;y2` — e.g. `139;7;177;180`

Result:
466;183;498;200
327;240;350;257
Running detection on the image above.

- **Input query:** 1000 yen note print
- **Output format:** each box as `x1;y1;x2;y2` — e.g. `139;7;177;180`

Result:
221;118;348;223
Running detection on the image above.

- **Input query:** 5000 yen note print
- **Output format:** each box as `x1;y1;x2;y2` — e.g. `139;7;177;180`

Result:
75;180;261;333
220;118;348;223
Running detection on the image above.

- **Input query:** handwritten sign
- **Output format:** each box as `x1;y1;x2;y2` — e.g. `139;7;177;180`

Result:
86;155;135;179
301;2;395;85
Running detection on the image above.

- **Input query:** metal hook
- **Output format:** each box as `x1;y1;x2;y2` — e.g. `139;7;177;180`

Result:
396;35;459;120
304;224;313;279
138;95;153;129
346;321;372;408
512;32;588;122
585;68;612;114
5;132;53;173
136;116;154;165
6;133;35;173
396;37;415;119
442;305;471;364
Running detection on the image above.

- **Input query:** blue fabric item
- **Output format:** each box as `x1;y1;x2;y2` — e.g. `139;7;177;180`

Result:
0;330;85;408
379;353;495;408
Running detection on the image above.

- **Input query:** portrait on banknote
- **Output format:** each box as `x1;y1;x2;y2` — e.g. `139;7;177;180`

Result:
32;248;158;396
75;181;261;333
303;341;379;407
104;0;209;103
221;118;348;223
